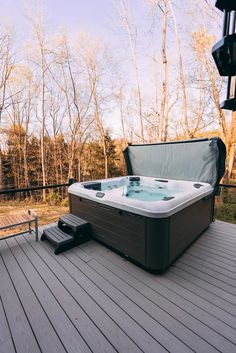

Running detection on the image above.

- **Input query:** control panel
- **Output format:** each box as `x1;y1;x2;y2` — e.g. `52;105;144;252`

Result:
96;192;105;198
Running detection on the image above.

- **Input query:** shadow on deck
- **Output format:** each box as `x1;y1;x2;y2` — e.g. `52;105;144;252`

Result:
0;220;236;353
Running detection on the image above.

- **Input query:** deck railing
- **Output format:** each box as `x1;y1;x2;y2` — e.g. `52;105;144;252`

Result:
219;183;236;188
0;180;235;195
0;179;77;236
0;180;235;224
0;178;76;195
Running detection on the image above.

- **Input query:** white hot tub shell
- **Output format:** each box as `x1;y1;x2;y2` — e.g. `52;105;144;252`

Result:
69;176;213;218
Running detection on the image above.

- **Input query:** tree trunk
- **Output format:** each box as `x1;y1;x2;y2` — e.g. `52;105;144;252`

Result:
23;115;30;187
159;0;168;142
68;133;76;179
0;147;3;191
94;103;108;178
226;111;236;180
41;94;46;200
119;1;144;142
164;97;169;142
169;0;189;137
118;85;126;141
0;111;3;190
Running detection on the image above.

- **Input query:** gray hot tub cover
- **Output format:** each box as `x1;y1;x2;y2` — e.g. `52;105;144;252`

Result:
123;138;226;192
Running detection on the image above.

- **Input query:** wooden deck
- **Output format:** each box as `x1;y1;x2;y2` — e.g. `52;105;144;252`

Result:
0;220;236;353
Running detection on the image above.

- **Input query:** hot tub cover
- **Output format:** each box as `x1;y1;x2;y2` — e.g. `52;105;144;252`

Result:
123;138;226;193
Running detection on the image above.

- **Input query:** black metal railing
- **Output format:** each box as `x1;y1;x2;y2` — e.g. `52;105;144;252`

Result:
0;180;235;196
219;183;236;188
0;180;235;224
0;178;76;195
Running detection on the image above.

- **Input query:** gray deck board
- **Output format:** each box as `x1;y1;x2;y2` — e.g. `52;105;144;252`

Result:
170;265;236;306
164;271;236;325
86;248;235;352
174;260;236;295
0;296;16;353
23;234;165;353
16;235;144;353
187;245;236;270
0;240;67;353
12;236;114;353
87;248;236;345
193;242;236;263
4;238;91;353
0;220;235;353
181;253;236;280
88;257;212;353
196;238;236;257
0;246;41;353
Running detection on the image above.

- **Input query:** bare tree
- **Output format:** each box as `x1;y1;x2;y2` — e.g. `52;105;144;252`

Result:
114;80;127;141
48;87;65;184
77;37;116;178
49;34;95;181
159;0;168;141
0;28;16;190
146;0;169;142
48;36;78;180
25;8;50;199
4;65;37;188
116;0;145;142
227;111;236;180
85;47;108;178
168;0;190;138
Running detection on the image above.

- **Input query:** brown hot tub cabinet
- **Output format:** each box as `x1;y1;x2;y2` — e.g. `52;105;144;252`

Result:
69;194;213;271
69;138;226;272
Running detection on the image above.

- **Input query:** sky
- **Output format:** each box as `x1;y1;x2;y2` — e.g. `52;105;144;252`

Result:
0;0;149;138
1;0;225;138
1;0;145;45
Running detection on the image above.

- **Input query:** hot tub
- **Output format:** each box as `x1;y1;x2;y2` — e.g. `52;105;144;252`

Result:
69;176;214;272
69;138;226;272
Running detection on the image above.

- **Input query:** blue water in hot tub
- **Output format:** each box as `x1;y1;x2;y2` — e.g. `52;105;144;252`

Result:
100;179;183;202
125;185;175;201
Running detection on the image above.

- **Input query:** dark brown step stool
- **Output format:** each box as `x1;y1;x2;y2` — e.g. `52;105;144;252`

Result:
41;214;90;254
58;213;89;232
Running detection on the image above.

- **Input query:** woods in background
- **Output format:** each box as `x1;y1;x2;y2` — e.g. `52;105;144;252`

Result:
0;0;235;192
2;127;123;189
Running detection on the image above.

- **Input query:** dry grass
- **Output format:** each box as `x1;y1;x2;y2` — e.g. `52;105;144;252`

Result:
0;202;68;238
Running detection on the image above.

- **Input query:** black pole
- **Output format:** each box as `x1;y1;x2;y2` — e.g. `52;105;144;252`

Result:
213;1;236;110
222;10;230;36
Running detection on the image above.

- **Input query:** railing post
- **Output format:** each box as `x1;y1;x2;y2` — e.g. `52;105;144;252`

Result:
68;178;76;185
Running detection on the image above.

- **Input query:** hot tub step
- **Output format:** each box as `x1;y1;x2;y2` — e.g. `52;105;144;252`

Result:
58;213;89;232
41;215;90;254
41;226;74;254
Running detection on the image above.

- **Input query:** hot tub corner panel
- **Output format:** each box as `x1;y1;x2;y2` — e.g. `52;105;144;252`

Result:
144;196;213;271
